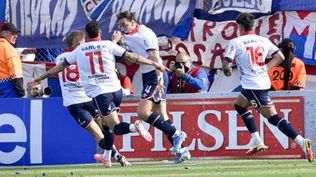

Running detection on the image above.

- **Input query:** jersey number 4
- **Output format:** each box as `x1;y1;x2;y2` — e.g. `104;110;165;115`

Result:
246;46;265;66
85;51;104;74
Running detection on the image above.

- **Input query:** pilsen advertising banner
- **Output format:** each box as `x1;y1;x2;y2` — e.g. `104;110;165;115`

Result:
0;96;304;166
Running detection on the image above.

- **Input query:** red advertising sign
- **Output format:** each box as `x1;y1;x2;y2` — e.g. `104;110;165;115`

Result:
115;96;304;160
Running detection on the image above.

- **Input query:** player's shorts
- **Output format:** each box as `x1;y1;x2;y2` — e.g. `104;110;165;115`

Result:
93;89;123;117
241;89;274;110
141;70;167;104
66;100;99;128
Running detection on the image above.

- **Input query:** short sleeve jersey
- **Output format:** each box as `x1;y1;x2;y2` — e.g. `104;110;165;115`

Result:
123;24;159;73
225;32;279;90
268;57;306;90
55;52;92;107
66;40;126;98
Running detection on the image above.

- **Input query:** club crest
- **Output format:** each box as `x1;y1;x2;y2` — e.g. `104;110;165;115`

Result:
80;0;113;21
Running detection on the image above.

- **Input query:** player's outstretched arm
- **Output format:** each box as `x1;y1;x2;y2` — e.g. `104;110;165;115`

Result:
33;61;69;84
123;51;167;72
267;51;285;70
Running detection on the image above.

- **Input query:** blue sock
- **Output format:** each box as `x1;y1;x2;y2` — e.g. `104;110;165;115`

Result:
147;112;176;137
113;122;131;135
268;114;298;139
234;104;257;133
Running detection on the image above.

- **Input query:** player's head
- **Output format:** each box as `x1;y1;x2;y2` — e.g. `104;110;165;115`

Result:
65;30;85;48
117;11;137;34
236;13;254;33
85;21;101;38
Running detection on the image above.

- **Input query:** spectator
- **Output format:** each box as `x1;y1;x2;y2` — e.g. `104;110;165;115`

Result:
0;22;25;98
268;38;307;90
168;52;209;93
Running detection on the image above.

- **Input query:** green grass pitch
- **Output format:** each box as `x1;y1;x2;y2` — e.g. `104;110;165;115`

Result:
0;159;315;177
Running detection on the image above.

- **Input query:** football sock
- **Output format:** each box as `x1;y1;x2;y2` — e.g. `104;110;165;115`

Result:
234;104;257;133
146;112;176;137
166;119;174;145
251;131;262;142
113;122;131;135
268;114;298;139
103;150;112;161
129;124;136;132
294;135;305;148
101;126;114;150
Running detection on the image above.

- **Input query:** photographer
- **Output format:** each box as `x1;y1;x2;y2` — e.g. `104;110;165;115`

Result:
167;52;209;93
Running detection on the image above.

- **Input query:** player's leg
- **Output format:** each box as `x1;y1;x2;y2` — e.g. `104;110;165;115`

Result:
153;100;190;163
259;93;314;162
235;90;267;155
93;90;152;142
67;103;111;167
94;116;131;167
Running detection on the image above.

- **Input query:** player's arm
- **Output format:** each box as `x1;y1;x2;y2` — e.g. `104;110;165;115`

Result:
123;51;167;72
267;51;285;70
222;57;233;76
147;50;164;78
33;61;69;84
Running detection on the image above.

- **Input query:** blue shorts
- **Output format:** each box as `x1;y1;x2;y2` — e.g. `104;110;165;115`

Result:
241;89;274;110
93;89;123;117
141;70;167;104
67;100;99;128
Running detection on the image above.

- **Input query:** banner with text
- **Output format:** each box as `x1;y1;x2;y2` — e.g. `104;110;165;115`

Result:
164;11;316;68
0;96;304;165
7;0;195;48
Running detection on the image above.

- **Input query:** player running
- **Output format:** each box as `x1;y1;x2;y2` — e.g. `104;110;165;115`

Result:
112;11;190;163
222;13;314;162
28;30;132;167
30;21;166;167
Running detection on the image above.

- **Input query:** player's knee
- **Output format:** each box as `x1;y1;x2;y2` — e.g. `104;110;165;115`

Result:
234;104;248;115
137;108;150;120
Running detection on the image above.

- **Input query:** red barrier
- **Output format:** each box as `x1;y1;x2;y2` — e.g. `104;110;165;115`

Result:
115;96;304;160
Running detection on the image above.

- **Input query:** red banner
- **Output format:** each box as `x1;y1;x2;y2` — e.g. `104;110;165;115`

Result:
115;96;304;160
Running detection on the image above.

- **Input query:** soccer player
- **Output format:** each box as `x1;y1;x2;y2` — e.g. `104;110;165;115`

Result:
113;11;190;163
222;13;314;162
30;21;166;167
268;38;307;91
29;30;132;167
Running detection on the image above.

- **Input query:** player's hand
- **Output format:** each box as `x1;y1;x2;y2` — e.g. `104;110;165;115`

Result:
112;31;122;43
157;76;165;94
153;62;169;72
223;67;233;77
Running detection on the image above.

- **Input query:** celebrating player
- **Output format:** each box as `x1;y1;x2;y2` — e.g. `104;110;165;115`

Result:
29;20;167;167
222;13;314;162
113;11;190;163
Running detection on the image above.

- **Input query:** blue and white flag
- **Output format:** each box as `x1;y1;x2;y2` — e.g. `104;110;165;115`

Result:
7;0;196;48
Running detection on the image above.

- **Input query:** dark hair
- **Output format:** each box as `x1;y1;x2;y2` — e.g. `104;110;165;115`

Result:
65;30;85;48
236;13;254;31
278;38;296;90
85;21;100;38
117;11;136;21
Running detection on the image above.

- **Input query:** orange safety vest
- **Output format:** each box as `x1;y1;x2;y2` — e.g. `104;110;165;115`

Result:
268;57;306;90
